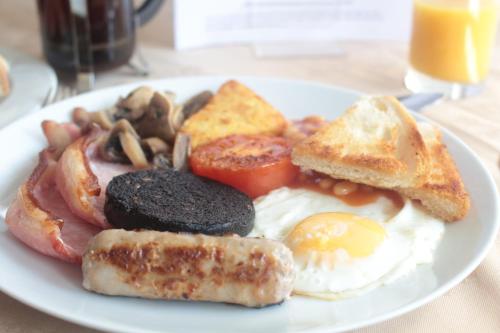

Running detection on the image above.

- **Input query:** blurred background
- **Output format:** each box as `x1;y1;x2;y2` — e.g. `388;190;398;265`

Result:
0;0;498;96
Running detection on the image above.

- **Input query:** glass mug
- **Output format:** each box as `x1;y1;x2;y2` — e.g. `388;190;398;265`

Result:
405;0;498;99
37;0;164;73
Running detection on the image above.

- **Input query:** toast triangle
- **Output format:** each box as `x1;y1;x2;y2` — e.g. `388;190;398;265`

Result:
292;96;429;188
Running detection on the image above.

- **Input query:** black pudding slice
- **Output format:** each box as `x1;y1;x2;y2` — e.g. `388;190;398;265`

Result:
104;169;255;236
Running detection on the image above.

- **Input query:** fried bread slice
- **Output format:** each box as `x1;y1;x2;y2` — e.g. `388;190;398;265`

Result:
399;123;470;222
292;96;429;188
180;80;287;149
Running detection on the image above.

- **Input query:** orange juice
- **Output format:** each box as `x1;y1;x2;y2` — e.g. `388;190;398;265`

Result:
410;0;498;83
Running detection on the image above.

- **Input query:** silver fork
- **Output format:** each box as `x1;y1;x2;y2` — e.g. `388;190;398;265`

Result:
41;84;78;108
397;92;443;111
50;84;78;104
41;84;77;108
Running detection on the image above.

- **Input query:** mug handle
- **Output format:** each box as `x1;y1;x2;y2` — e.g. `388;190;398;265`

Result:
135;0;165;27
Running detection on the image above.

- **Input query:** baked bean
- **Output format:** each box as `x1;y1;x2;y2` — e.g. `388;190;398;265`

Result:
318;178;335;190
298;173;308;182
333;181;359;196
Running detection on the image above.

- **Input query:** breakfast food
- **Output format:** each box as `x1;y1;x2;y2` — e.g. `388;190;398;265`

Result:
72;86;210;170
5;87;210;262
41;120;82;158
56;128;134;228
180;80;287;149
5;80;471;309
0;54;10;97
5;149;100;263
291;96;469;222
104;169;255;236
399;123;470;221
82;229;295;307
251;188;444;299
292;96;429;189
190;134;299;198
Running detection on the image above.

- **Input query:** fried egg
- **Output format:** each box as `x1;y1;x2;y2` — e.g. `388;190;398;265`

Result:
250;187;444;299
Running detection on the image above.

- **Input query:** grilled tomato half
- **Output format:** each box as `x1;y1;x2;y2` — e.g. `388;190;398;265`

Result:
190;134;299;198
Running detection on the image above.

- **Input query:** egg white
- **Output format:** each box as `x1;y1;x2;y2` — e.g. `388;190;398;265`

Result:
250;187;445;299
251;187;399;240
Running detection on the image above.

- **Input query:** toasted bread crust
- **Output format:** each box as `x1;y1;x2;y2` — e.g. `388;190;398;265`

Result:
389;96;429;186
399;124;470;222
292;96;429;189
180;80;286;149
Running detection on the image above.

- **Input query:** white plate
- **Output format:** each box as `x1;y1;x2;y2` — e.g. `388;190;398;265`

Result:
0;76;498;333
0;47;58;128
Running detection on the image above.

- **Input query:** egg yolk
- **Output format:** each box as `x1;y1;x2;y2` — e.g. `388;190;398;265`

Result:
285;212;386;262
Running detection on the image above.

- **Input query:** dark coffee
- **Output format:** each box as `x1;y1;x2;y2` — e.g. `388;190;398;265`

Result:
37;0;163;73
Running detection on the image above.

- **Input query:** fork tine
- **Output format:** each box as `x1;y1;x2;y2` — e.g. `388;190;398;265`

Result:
53;86;63;103
51;84;77;104
40;87;54;108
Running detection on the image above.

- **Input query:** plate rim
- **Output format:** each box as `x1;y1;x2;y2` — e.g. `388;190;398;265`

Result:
0;47;58;128
0;75;498;333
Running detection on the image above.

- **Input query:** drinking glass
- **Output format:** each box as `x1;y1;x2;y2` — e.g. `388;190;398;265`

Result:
405;0;498;99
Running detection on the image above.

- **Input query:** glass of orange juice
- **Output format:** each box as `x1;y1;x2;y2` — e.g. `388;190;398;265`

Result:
405;0;498;99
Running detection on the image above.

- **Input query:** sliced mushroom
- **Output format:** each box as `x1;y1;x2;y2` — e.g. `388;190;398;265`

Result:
114;86;155;122
181;91;213;119
102;106;120;122
163;90;176;102
91;111;114;130
79;88;213;169
119;131;149;169
98;132;128;163
117;86;155;112
141;137;170;158
72;107;114;131
171;104;185;131
134;92;177;143
99;119;134;163
99;119;148;168
113;106;145;122
152;153;173;169
172;133;191;172
111;119;141;138
72;107;91;128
